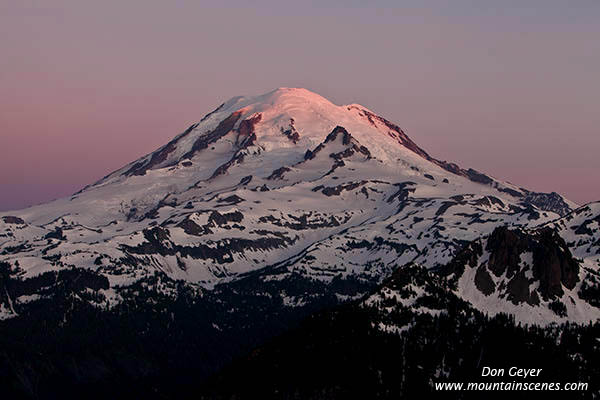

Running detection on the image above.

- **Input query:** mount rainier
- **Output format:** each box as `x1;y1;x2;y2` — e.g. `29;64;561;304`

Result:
0;88;598;398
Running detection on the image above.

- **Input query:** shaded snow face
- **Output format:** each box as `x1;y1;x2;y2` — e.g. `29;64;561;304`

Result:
0;88;592;325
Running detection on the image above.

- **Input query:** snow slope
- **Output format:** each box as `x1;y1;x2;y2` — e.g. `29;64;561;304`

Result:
0;88;596;324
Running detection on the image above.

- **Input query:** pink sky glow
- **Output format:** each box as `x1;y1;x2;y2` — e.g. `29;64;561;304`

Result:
1;1;598;211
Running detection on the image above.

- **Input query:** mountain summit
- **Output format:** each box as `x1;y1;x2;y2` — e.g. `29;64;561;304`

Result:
1;88;597;326
39;87;575;224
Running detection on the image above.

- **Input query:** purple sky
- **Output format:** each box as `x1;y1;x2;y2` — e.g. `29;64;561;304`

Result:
1;1;599;211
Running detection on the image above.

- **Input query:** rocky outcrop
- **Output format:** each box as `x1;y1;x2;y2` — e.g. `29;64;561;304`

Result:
182;111;243;160
1;216;24;225
236;113;262;146
281;118;300;143
267;166;291;180
438;226;583;314
531;227;579;298
124;123;199;177
485;227;579;300
521;191;573;217
318;181;367;197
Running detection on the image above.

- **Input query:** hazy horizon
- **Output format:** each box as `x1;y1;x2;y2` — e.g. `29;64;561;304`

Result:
1;1;599;211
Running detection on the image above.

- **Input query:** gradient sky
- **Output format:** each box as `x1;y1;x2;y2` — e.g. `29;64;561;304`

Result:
1;0;599;211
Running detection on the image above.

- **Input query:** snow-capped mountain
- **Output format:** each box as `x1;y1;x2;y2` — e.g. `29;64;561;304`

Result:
0;88;597;326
